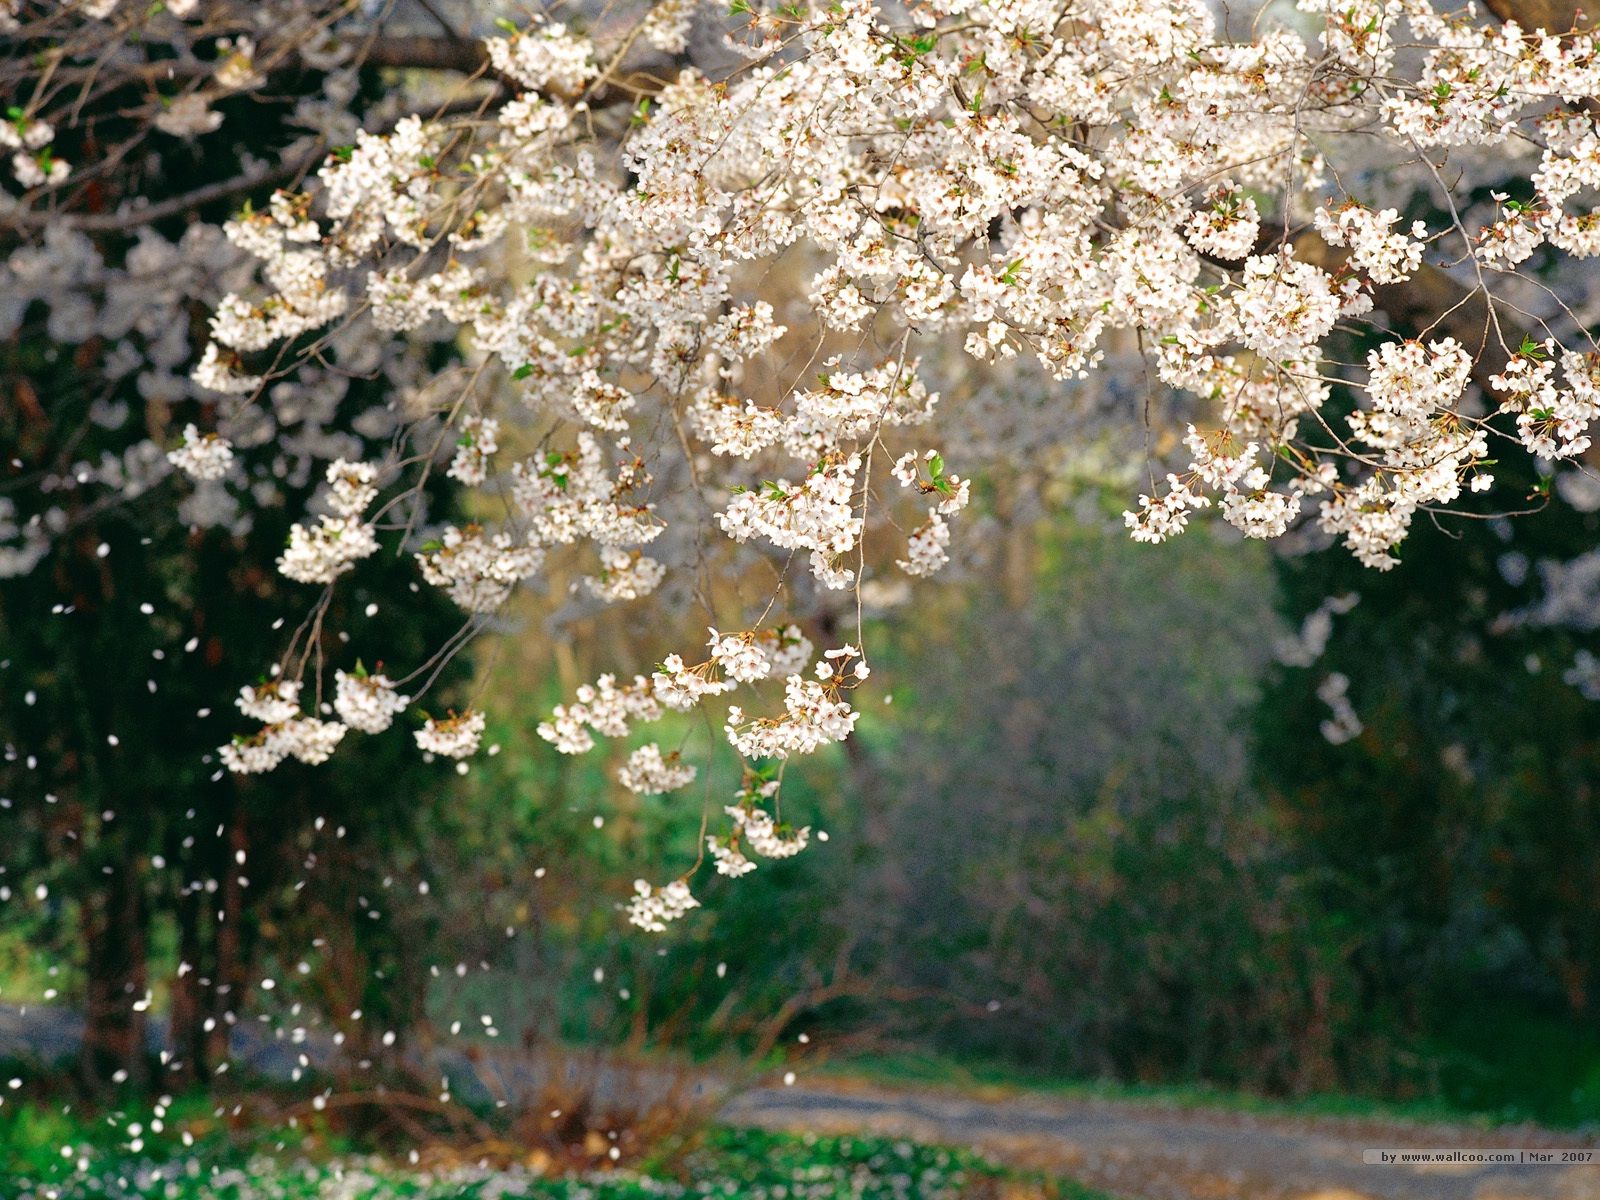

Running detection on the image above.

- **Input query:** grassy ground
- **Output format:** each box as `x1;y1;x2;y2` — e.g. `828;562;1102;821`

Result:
0;1096;1112;1200
823;1051;1572;1129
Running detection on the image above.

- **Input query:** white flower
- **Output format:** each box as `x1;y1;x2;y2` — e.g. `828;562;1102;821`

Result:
191;344;263;395
727;804;810;859
167;425;233;482
334;669;410;734
708;628;771;683
584;547;665;602
538;672;663;751
485;23;595;93
237;681;301;724
626;879;699;932
724;674;859;760
326;460;378;518
447;416;499;486
758;626;813;678
417;524;542;612
154;95;223;139
275;716;347;765
650;654;734;712
415;710;486;759
708;836;757;877
214;36;265;92
1231;253;1340;361
617;743;697;795
692;397;784;458
12;149;69;188
219;732;286;775
898;511;950;576
1184;186;1260;260
279;515;380;584
1314;202;1425;284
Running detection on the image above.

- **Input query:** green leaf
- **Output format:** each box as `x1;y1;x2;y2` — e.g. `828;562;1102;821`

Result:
512;363;534;380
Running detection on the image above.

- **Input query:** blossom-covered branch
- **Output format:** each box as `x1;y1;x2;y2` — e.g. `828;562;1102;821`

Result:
8;0;1600;927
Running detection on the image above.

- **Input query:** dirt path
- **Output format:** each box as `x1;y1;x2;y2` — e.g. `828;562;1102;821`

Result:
726;1079;1600;1200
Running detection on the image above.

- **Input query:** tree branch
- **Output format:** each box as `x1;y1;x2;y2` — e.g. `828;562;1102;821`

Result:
1;151;315;234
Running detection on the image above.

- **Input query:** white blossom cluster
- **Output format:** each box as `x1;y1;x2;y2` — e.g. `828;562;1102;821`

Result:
584;547;667;602
333;668;410;735
616;743;697;795
415;710;487;760
447;417;500;487
277;461;382;585
625;878;699;933
220;680;349;774
176;0;1600;900
19;0;1600;927
416;524;543;614
704;774;809;881
166;425;234;482
2;110;68;188
1490;342;1600;461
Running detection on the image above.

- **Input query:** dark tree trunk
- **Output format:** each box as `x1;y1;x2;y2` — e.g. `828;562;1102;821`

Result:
210;815;250;1062
79;859;148;1091
167;883;209;1087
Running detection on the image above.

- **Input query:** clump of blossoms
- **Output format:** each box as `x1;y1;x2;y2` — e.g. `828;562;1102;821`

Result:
167;425;234;482
447;416;499;486
334;666;410;735
278;460;381;584
626;878;700;932
702;769;810;887
416;524;542;613
617;743;697;795
220;680;349;774
415;710;487;760
20;0;1600;926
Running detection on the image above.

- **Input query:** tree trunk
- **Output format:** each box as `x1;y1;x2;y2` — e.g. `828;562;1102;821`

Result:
167;883;209;1088
79;858;148;1091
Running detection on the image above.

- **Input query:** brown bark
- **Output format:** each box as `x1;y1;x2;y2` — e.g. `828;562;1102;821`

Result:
1480;0;1599;30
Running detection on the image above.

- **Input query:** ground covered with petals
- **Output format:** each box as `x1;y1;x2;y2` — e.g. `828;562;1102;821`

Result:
1;1108;1086;1200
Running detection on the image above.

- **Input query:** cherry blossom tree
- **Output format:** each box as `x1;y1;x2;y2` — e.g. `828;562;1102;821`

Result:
6;0;1600;948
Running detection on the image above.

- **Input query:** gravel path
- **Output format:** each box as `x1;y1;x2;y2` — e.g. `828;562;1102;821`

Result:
726;1080;1600;1200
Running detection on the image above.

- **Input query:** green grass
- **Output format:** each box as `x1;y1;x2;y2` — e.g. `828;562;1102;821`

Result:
823;1051;1562;1129
0;1097;1110;1200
